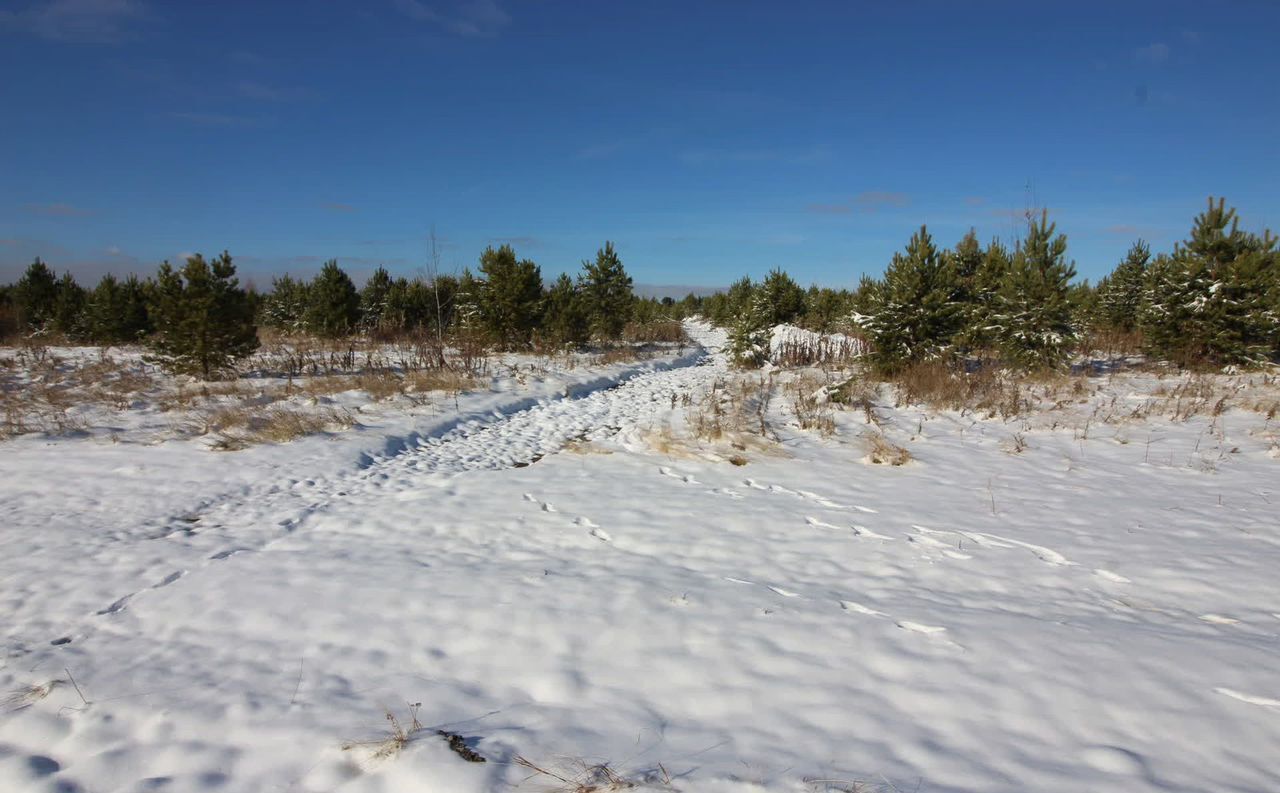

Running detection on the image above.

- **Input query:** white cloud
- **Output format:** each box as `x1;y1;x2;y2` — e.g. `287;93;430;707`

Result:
0;0;144;44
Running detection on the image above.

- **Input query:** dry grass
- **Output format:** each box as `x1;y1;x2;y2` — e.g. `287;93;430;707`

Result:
786;373;836;436
207;405;356;450
890;361;1028;419
864;431;912;466
623;319;688;345
515;755;673;792
343;703;425;762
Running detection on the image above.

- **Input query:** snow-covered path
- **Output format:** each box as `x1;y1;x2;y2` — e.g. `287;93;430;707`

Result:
3;322;1280;793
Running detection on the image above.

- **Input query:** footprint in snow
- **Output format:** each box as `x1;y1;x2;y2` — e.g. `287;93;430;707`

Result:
767;585;801;598
708;487;744;499
1094;569;1131;584
896;620;948;635
1214;688;1280;708
840;600;887;617
522;493;557;512
1199;614;1241;625
658;466;698;484
152;570;185;589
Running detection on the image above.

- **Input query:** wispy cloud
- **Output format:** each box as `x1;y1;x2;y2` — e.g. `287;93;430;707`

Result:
680;144;831;166
26;202;93;217
322;202;357;213
0;0;145;44
488;235;540;249
855;191;909;211
166;111;264;128
963;196;987;207
1134;42;1170;64
392;0;510;37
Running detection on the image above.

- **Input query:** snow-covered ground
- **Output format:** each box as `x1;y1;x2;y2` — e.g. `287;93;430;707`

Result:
2;322;1279;793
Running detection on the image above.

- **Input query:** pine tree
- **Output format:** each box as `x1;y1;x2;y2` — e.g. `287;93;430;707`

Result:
1098;241;1150;333
948;229;985;352
360;267;394;332
541;272;589;347
51;272;87;338
146;252;259;379
1142;198;1278;366
87;274;129;343
305;260;360;337
578;241;634;340
262;274;311;332
866;225;961;372
12;258;59;331
478;245;543;350
993;211;1077;369
726;289;772;368
757;268;806;326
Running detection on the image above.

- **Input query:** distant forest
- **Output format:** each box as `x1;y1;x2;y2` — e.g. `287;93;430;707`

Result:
2;197;1276;378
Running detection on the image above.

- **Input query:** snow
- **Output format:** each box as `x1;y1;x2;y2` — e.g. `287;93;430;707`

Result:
2;321;1279;793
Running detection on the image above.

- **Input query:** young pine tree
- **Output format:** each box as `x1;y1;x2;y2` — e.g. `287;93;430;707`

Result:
360;267;394;333
478;245;543;350
994;211;1077;369
12;258;59;331
541;272;590;348
146;252;259;379
757;268;806;327
51;272;87;338
866;225;961;372
726;289;772;368
305;260;361;337
1097;240;1150;333
262;274;310;332
578;241;634;340
87;274;130;343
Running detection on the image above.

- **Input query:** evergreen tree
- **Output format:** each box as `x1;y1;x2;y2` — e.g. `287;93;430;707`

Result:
50;271;87;338
146;252;259;379
453;268;483;333
1097;241;1150;333
541;272;589;347
578;241;634;340
866;225;961;372
360;267;394;332
87;274;132;343
260;274;310;332
949;229;985;351
802;286;852;332
305;260;361;337
477;245;543;349
757;268;806;326
726;289;772;368
966;239;1012;353
850;273;882;321
993;211;1077;369
1141;198;1280;366
12;258;59;330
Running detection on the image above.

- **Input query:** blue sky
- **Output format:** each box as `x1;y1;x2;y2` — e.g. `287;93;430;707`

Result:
2;0;1278;293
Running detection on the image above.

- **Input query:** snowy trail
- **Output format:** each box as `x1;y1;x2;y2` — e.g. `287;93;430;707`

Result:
361;351;722;475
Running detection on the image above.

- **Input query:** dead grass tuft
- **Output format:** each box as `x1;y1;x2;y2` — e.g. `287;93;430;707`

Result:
343;703;425;761
515;755;673;792
864;432;912;466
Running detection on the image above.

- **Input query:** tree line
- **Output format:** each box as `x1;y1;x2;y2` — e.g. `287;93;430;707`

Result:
709;197;1278;371
0;242;656;378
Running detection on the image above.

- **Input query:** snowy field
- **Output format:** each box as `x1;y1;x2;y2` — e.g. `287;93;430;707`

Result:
2;322;1279;793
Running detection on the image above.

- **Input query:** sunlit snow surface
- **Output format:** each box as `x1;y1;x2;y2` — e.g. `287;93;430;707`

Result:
2;322;1279;793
